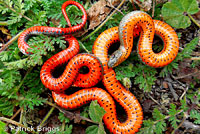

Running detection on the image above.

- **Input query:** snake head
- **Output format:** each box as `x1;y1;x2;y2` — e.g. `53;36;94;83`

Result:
108;50;123;68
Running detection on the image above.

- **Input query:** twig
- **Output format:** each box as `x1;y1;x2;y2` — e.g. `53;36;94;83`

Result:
173;71;200;80
19;107;24;124
45;101;98;124
168;82;179;101
147;94;160;105
78;40;90;53
81;0;126;42
10;108;22;120
148;94;169;113
2;2;32;22
166;77;179;101
172;112;186;134
180;86;188;100
132;2;137;10
182;120;200;130
152;0;155;18
191;52;200;56
0;31;23;53
190;57;200;60
61;121;65;131
0;21;9;26
0;117;37;133
106;0;124;15
188;14;200;28
37;107;55;130
17;108;24;134
139;110;184;131
159;110;183;122
14;67;33;92
5;108;22;127
130;0;144;9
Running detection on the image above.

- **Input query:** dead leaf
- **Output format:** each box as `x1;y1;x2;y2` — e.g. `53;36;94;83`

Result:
176;59;200;84
142;99;154;113
129;0;152;11
143;0;152;11
74;110;81;123
73;0;121;37
162;81;168;89
156;0;168;4
74;113;81;123
87;0;109;30
0;26;11;40
51;18;60;26
88;0;121;30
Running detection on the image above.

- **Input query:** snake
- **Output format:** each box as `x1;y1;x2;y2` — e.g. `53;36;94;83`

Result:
108;11;179;68
92;11;179;133
17;1;179;133
18;1;142;133
18;1;87;55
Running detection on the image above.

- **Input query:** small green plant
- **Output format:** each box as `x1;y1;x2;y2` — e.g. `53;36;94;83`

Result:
161;0;199;28
115;53;157;92
86;100;106;134
55;112;73;134
0;121;7;134
138;89;200;134
160;37;199;77
0;0;200;134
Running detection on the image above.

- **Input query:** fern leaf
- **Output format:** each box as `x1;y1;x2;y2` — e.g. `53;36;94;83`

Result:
155;120;166;134
190;110;200;124
153;108;165;120
168;104;180;128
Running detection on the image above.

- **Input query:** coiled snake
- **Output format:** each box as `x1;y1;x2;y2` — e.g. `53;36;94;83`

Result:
18;1;179;133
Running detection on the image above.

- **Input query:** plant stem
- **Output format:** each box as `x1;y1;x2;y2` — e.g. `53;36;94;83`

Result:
130;0;144;9
172;112;186;134
142;70;151;92
61;121;65;131
188;14;200;28
78;40;90;53
45;101;98;124
17;108;24;134
0;21;9;26
14;67;33;92
190;57;200;60
38;107;55;129
81;0;126;42
85;0;90;9
148;94;169;113
139;110;184;131
2;1;32;22
106;2;124;15
173;70;200;80
6;108;22;126
19;108;24;124
0;117;37;134
0;31;23;53
156;110;183;124
152;0;155;18
11;108;22;120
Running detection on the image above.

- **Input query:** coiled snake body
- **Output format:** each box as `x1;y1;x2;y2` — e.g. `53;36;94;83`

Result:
18;1;179;134
92;11;179;133
108;11;179;68
18;1;87;55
